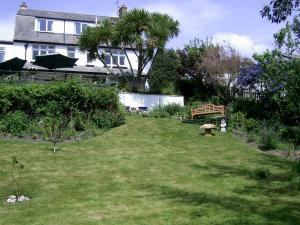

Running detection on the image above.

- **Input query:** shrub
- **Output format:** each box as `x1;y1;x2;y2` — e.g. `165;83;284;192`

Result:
243;118;261;133
229;111;247;130
0;80;125;138
0;111;28;136
259;124;278;150
280;126;300;147
92;110;125;129
149;104;185;118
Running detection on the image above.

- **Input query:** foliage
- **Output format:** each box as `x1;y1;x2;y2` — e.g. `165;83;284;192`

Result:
149;104;187;118
229;111;247;130
38;101;71;152
148;49;181;94
92;110;125;129
0;111;28;136
280;126;300;146
11;156;24;197
259;123;279;150
177;38;252;104
261;0;300;23
0;80;125;139
261;0;300;54
78;9;180;90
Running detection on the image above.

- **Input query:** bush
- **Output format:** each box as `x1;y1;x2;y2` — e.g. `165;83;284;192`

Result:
92;110;125;129
0;80;125;137
243;118;261;133
259;124;278;150
280;126;300;147
149;104;186;118
229;111;247;130
0;111;28;136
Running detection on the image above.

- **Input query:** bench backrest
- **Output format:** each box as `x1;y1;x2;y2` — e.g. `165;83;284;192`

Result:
192;103;225;116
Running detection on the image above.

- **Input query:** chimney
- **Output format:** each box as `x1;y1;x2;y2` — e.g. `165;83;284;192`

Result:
118;4;127;18
20;2;28;10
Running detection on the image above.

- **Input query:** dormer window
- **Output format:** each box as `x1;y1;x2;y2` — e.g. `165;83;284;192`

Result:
75;22;88;35
37;19;53;32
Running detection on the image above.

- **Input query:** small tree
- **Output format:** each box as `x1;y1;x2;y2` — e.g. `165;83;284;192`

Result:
11;156;24;198
78;9;180;91
39;101;69;152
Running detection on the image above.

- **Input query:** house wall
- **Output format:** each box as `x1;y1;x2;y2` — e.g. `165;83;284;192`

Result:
7;42;139;70
118;92;184;110
0;43;15;61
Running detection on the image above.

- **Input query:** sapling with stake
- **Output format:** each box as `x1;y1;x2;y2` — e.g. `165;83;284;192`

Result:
11;156;24;198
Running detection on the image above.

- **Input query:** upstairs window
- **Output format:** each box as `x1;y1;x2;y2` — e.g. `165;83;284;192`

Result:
67;47;76;58
37;19;53;32
0;47;5;63
32;45;55;60
104;49;126;66
75;22;89;35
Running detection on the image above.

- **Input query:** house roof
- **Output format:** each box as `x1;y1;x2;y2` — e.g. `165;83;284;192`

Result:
17;9;118;23
14;9;118;45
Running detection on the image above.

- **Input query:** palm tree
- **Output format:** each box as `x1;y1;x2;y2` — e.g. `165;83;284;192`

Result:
78;8;180;90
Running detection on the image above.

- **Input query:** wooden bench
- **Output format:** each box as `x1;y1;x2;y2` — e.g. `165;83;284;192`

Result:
191;103;225;120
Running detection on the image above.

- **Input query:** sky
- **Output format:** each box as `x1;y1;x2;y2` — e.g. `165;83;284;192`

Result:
0;0;285;57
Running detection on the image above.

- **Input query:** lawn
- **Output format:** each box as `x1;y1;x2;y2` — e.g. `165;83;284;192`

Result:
0;116;299;225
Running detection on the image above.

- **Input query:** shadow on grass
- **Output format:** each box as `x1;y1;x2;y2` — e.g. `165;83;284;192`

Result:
144;184;300;225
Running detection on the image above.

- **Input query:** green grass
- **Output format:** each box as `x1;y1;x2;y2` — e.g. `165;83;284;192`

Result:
0;116;299;225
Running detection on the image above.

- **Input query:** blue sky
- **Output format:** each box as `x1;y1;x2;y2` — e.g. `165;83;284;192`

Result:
0;0;284;56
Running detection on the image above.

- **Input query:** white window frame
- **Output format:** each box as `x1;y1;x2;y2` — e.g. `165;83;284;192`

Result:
74;22;89;35
0;47;5;63
104;49;126;67
36;18;54;32
32;44;56;60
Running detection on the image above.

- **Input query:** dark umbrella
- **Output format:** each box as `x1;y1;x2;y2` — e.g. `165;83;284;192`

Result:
33;53;78;70
0;57;27;74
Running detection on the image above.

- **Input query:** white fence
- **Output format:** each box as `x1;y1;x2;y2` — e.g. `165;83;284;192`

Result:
118;92;184;110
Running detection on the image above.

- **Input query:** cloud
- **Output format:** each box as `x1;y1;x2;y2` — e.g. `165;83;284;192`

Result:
212;32;269;57
0;19;15;41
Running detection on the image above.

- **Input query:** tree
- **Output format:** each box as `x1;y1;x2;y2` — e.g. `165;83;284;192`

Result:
78;9;180;91
39;101;70;152
148;49;181;94
261;0;300;23
261;0;300;53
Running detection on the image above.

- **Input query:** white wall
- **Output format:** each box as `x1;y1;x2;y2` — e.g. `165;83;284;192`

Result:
0;44;15;61
10;42;139;70
118;92;184;110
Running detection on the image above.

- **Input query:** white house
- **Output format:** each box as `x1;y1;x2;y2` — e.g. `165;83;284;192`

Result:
0;2;138;80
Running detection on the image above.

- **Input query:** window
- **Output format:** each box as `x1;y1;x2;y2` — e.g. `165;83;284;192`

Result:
37;19;53;32
87;53;93;63
75;22;89;35
0;47;5;63
32;45;55;60
104;49;126;66
67;47;76;58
